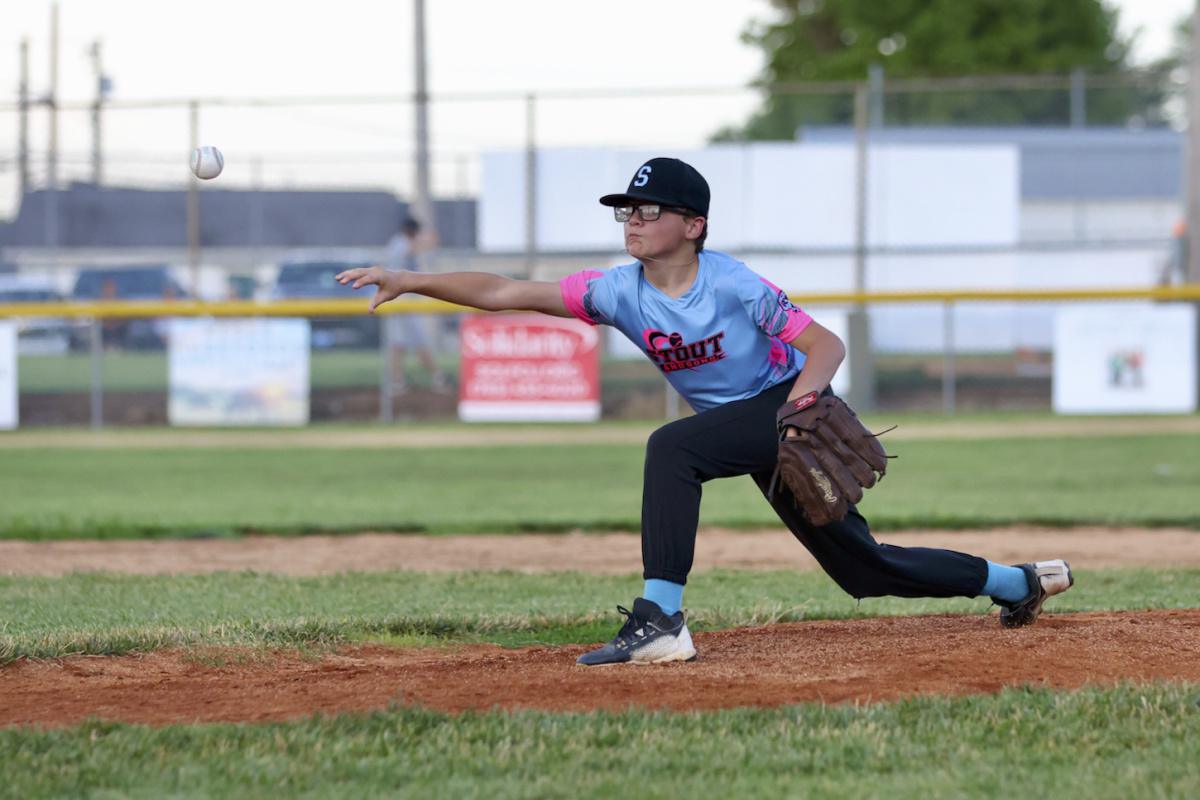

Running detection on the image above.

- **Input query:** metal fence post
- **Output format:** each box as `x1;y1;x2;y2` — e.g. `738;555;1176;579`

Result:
942;301;956;415
846;81;876;412
380;313;394;423
664;381;679;420
1070;68;1087;128
89;317;103;429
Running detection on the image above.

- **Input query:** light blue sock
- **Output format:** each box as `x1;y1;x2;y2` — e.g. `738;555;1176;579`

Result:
643;579;685;616
982;561;1030;603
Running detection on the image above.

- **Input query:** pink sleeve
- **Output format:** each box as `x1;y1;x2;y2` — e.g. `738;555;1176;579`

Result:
559;270;605;326
759;277;813;341
778;306;813;341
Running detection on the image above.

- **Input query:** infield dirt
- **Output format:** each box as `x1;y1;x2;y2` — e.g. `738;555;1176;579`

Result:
3;526;1198;575
3;414;1200;450
5;528;1199;728
4;610;1199;728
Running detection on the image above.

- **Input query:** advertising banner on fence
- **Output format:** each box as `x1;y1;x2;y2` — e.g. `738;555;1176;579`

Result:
1053;303;1197;414
168;318;310;426
0;321;15;430
459;314;600;422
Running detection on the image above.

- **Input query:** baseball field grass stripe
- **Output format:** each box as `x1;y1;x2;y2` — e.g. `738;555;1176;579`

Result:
15;350;404;393
1;568;1196;661
1;432;1197;539
3;685;1198;798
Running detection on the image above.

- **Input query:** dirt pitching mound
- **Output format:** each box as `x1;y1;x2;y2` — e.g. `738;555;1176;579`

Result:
4;609;1199;729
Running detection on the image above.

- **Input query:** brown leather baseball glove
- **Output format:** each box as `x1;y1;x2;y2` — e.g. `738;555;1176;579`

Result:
770;391;890;527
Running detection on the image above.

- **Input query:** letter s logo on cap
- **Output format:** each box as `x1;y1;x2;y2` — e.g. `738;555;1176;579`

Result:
633;165;652;187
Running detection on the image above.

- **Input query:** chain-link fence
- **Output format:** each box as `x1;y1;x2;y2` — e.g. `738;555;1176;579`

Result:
0;69;1193;425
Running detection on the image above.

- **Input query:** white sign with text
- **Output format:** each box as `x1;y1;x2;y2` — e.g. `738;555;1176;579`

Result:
168;318;310;426
1053;304;1196;414
0;321;16;429
459;314;600;422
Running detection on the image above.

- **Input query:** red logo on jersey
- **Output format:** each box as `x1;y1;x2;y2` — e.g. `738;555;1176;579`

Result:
642;329;726;373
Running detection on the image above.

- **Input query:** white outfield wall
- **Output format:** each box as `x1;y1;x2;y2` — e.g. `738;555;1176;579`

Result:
748;245;1168;352
481;144;1173;354
479;143;1019;252
595;244;1167;354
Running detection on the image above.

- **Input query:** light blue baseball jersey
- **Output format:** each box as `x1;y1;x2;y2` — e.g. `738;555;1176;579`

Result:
559;250;812;413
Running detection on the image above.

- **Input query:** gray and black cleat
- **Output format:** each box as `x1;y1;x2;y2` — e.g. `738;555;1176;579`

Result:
998;559;1074;628
576;598;697;666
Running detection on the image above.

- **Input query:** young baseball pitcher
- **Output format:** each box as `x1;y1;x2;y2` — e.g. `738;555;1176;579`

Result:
337;157;1074;666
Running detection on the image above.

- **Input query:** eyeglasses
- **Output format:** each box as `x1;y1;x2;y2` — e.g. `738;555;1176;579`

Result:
613;204;693;223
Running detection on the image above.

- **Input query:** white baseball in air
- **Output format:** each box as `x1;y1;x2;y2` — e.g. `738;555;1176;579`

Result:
189;145;224;180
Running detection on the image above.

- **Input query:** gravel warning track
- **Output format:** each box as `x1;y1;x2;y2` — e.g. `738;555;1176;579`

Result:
3;527;1196;576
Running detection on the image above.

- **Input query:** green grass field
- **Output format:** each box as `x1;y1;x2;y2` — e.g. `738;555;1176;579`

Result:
15;350;1049;395
2;420;1197;798
18;351;384;392
1;430;1196;538
5;686;1199;799
3;567;1195;661
17;351;630;392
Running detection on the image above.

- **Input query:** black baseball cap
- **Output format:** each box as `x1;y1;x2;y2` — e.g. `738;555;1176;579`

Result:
599;157;710;217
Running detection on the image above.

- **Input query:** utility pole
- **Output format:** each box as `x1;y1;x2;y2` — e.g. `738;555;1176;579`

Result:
1187;0;1200;406
847;81;876;412
412;0;434;236
867;62;884;127
45;1;60;253
525;93;537;275
89;40;107;185
1188;0;1200;284
187;101;201;294
18;38;30;198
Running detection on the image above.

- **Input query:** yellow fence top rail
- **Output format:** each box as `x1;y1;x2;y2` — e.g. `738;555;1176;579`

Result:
2;285;1200;319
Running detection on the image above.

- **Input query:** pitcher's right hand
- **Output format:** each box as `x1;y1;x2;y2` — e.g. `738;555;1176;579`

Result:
336;266;410;313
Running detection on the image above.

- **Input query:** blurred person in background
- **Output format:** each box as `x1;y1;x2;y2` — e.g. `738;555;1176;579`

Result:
1157;219;1188;286
384;216;448;392
100;278;124;349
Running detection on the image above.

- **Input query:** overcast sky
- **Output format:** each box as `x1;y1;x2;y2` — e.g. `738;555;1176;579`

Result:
0;0;1194;216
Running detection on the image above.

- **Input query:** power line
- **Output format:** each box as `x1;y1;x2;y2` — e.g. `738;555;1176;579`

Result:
0;69;1183;113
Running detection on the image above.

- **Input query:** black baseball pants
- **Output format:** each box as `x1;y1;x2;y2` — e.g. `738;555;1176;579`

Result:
641;380;988;598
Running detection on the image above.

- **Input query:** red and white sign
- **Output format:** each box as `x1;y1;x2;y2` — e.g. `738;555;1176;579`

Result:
458;314;600;422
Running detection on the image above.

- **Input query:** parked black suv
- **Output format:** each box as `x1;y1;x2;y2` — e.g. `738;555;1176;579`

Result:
0;277;71;354
71;265;188;350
